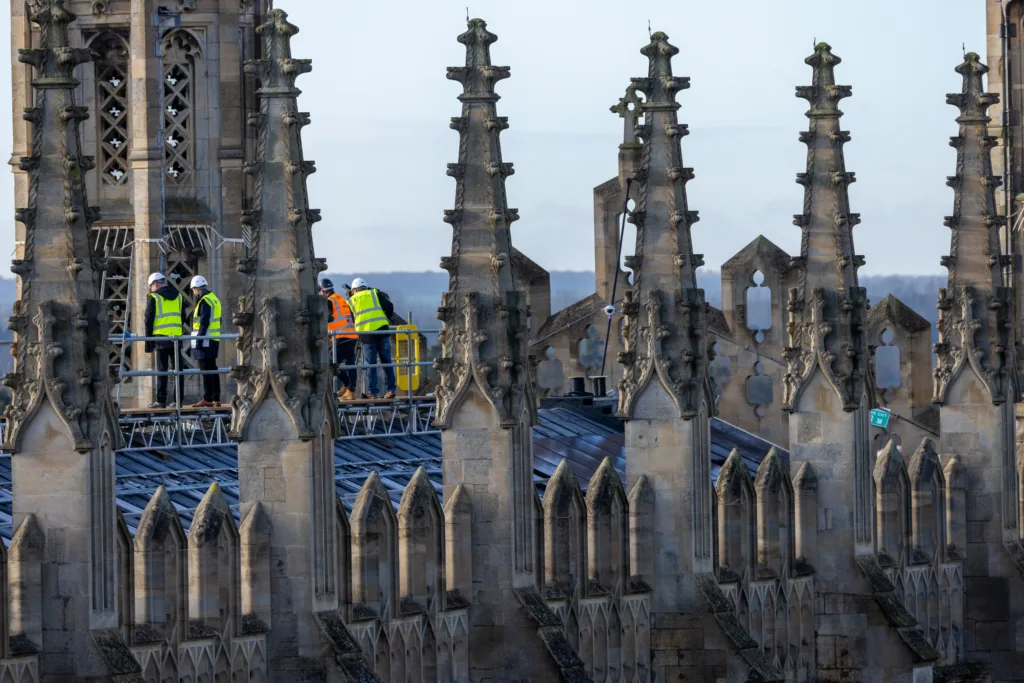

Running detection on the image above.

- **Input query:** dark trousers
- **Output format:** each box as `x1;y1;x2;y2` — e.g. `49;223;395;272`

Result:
334;337;357;390
362;334;396;396
198;357;221;402
155;345;185;405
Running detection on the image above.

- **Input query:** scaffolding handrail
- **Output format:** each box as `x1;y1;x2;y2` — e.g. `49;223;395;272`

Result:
0;325;445;442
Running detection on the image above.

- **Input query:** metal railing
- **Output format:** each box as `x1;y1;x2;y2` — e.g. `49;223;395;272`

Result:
0;321;443;447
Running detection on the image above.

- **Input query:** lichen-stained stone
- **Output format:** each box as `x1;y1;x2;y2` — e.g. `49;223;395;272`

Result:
936;51;1024;675
228;9;353;680
434;17;578;681
4;1;131;678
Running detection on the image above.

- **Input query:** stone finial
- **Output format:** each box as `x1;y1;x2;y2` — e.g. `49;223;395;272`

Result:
246;9;310;97
610;84;643;147
616;31;714;420
907;437;941;484
230;10;333;441
783;42;871;413
435;18;533;429
18;0;91;87
933;52;1015;406
717;448;751;498
4;0;118;453
754;447;788;492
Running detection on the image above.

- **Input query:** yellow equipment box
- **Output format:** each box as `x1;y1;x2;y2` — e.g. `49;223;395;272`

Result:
395;324;421;392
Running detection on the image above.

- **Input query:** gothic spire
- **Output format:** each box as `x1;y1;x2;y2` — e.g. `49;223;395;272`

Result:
4;0;118;452
230;9;331;440
933;52;1015;405
616;31;713;419
782;42;870;412
434;18;533;428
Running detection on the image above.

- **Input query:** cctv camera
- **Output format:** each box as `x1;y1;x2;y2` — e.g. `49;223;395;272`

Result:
603;304;616;316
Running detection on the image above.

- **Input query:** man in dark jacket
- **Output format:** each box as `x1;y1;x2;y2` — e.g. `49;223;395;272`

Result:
349;277;398;399
144;272;185;408
188;275;222;408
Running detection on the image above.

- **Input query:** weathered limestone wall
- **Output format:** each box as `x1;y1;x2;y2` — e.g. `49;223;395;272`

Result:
719;235;795;448
941;373;1024;677
3;1;136;678
866;294;938;451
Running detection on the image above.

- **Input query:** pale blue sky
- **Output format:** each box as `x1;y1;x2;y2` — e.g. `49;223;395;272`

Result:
0;0;987;275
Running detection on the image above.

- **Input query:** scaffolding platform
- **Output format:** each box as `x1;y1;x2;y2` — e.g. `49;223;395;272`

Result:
114;397;439;452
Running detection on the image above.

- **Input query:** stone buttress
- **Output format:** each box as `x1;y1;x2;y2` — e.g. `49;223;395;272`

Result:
936;52;1024;677
2;0;138;679
615;30;781;682
434;18;586;681
228;10;373;681
783;42;937;680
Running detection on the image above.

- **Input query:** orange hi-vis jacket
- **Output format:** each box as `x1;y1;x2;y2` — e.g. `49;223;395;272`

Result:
327;293;357;339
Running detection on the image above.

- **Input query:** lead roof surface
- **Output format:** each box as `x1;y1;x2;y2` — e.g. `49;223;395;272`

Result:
0;399;786;542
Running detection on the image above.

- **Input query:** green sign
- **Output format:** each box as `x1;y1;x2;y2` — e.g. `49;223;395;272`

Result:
869;408;891;429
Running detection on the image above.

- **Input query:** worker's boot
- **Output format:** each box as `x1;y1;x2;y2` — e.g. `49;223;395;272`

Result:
339;388;355;401
192;399;214;408
383;392;396;400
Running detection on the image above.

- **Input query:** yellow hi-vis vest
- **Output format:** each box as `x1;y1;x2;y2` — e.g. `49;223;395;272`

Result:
350;289;389;333
151;292;183;337
193;291;222;339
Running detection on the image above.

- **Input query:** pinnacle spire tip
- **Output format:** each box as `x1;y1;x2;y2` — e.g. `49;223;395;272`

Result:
805;41;841;69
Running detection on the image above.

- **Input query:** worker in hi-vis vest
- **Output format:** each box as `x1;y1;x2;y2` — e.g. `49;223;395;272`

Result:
144;272;185;408
321;278;358;401
189;275;222;408
349;278;397;399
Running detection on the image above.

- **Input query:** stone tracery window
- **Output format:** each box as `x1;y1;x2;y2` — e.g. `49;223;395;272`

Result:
162;30;200;186
93;33;130;187
745;270;772;344
875;328;901;390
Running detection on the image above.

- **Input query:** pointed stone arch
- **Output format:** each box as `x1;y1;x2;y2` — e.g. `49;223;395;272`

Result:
542;459;586;596
443;485;472;606
586;458;629;595
188;484;240;638
874;440;910;566
351;471;398;618
239;502;272;632
716;449;755;582
134;486;187;645
397;467;445;613
944;454;967;558
9;514;45;651
627;475;654;589
792;462;818;570
754;447;793;578
908;438;945;563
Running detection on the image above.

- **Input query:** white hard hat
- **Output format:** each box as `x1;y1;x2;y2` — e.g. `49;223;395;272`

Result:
351;278;367;289
147;272;166;286
190;275;208;289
